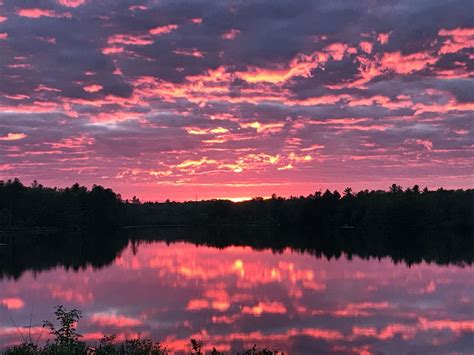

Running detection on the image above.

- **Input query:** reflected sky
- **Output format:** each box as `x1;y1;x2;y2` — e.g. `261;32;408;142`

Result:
1;241;473;354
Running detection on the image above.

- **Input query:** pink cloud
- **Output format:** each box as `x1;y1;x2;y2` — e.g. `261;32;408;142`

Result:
174;48;204;57
236;50;326;84
90;313;142;327
0;133;27;141
295;328;344;341
221;29;240;40
438;27;474;54
35;84;61;92
50;286;93;304
83;84;103;93
56;0;86;7
359;41;373;54
5;94;30;100
17;8;71;18
1;298;25;310
381;51;437;74
129;5;148;11
324;43;351;61
418;317;474;333
0;33;7;40
48;135;94;149
108;34;153;46
102;46;124;55
149;24;178;36
242;302;287;316
187;299;210;310
377;32;390;44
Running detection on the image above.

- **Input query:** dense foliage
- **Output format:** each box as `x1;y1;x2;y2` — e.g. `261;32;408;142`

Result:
125;185;474;233
2;307;280;355
0;179;122;230
1;179;472;234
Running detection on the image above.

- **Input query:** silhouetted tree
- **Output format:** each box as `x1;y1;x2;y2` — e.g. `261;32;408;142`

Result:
0;179;472;236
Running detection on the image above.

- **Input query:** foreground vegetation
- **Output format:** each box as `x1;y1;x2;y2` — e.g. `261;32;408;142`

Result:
1;179;472;233
3;306;281;355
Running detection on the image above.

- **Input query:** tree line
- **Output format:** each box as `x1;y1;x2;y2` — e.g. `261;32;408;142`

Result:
0;179;121;230
0;179;473;233
1;224;472;281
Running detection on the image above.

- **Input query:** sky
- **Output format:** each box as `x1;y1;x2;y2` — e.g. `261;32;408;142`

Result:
0;0;473;201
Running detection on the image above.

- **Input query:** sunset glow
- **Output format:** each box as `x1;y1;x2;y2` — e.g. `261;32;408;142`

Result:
0;1;472;200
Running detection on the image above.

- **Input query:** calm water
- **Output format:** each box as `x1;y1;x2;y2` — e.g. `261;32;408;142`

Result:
0;238;473;354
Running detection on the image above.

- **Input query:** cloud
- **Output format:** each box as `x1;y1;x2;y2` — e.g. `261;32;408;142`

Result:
108;34;153;46
221;29;240;40
57;0;87;8
83;84;103;93
0;0;472;199
57;0;87;7
1;298;24;310
0;133;27;141
149;24;178;36
380;51;437;74
16;8;71;19
90;312;142;327
438;27;474;54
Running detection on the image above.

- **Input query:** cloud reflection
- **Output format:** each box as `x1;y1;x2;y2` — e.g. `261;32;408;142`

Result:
0;241;472;353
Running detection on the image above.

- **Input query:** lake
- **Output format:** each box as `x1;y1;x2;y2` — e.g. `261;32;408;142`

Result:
0;230;473;354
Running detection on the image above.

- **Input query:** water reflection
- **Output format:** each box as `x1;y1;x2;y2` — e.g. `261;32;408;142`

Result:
0;230;473;353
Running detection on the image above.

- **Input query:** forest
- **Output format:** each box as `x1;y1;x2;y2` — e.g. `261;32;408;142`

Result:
0;178;472;233
1;224;473;282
